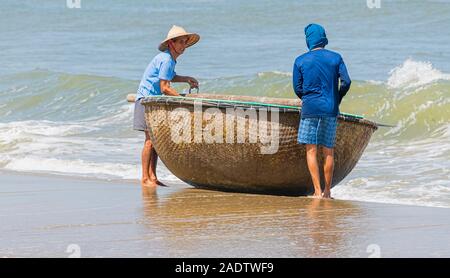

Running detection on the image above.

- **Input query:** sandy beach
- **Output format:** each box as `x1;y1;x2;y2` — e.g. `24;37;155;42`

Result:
1;0;449;262
1;170;449;258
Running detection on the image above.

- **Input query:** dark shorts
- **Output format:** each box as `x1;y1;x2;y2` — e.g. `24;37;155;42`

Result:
133;99;147;132
297;117;338;148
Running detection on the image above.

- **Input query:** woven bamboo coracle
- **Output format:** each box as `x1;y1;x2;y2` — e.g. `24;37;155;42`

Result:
141;94;378;196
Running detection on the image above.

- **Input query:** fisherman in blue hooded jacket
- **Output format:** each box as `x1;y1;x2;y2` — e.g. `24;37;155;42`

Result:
293;23;351;199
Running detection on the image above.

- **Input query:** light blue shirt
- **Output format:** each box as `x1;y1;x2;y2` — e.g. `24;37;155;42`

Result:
136;50;177;100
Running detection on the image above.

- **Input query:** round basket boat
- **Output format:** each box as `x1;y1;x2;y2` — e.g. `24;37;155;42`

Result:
141;94;378;196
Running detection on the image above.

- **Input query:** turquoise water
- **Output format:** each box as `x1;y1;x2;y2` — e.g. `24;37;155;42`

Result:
0;0;449;207
2;0;450;80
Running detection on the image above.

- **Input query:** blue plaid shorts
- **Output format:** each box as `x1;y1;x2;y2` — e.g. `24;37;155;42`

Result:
297;117;338;148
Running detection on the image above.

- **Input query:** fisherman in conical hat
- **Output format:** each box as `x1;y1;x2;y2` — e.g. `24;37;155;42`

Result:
293;23;351;199
134;25;200;188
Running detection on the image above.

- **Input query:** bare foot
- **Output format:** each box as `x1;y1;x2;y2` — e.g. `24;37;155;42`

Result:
149;177;167;187
322;191;333;199
141;178;157;188
307;192;323;199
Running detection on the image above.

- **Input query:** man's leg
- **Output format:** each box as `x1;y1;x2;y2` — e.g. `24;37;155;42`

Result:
306;144;322;197
150;147;167;186
149;147;158;182
141;131;156;187
322;146;334;199
146;132;166;186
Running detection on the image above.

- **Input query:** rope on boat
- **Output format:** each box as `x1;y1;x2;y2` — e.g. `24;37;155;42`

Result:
144;95;366;120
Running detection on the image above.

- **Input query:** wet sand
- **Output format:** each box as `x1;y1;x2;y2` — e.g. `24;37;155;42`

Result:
1;170;449;258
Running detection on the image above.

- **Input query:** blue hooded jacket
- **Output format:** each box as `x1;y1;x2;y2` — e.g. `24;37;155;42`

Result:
305;23;328;50
293;24;351;118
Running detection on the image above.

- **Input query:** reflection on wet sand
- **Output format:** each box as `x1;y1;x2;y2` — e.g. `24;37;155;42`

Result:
140;186;364;257
3;173;449;257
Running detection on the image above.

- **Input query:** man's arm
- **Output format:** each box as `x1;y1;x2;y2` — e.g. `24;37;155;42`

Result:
172;75;199;89
160;79;180;96
292;63;303;99
338;57;351;104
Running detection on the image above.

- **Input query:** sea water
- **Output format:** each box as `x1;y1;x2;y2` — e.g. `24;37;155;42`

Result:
0;0;449;207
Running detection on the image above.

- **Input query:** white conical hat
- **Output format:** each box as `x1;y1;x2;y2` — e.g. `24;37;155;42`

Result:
158;25;200;52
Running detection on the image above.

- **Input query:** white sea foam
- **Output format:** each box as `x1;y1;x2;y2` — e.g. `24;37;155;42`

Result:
3;157;137;179
367;80;384;85
333;137;450;208
2;156;181;182
387;59;450;89
0;116;182;182
257;71;292;77
0;120;97;139
333;177;450;209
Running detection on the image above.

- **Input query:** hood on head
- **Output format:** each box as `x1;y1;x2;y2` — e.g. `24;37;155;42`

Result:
304;23;328;51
